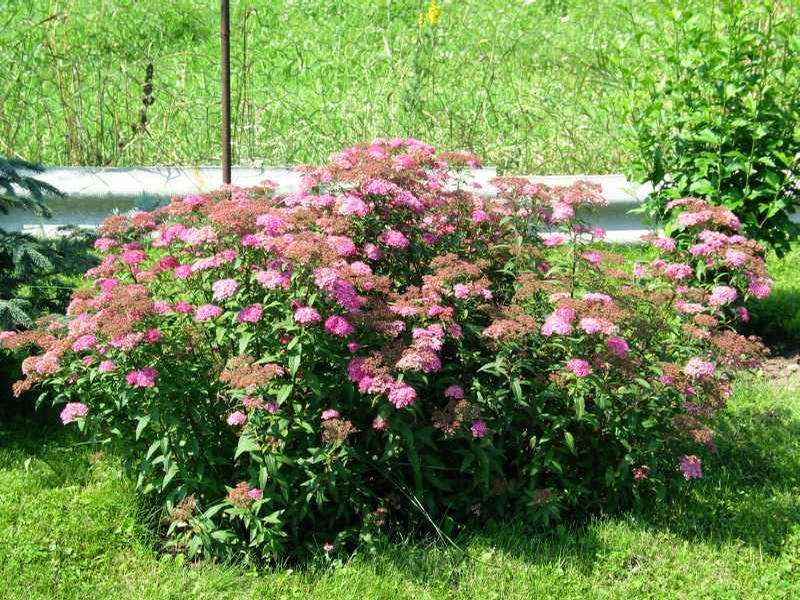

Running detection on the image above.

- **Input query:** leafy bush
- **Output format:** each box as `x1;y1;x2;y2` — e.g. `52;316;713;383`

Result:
1;156;60;329
0;157;97;330
4;139;770;562
628;0;800;255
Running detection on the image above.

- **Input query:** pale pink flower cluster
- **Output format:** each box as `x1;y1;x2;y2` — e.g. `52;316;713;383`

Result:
652;237;676;252
256;213;287;235
191;250;237;274
110;332;144;351
388;383;417;408
60;402;89;425
94;237;117;251
541;307;575;336
583;292;613;305
579;317;617;335
663;263;693;280
566;358;592;378
747;276;772;299
543;233;567;247
674;300;706;314
294;306;322;325
323;315;353;337
321;409;340;421
606;336;629;358
347;356;418;409
212;278;239;301
379;229;410;249
227;411;247;427
195;304;222;322
444;384;465;399
338;194;370;217
256;267;291;290
581;251;602;266
470;419;488;438
679;455;703;480
327;235;358;257
237;304;263;323
684;358;715;379
396;324;445;374
179;226;218;246
71;334;97;352
708;285;738;306
677;210;712;227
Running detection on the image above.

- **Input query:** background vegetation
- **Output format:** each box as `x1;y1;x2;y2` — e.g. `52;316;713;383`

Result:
7;0;796;174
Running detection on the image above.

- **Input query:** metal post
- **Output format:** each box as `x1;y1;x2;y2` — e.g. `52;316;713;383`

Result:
220;0;232;184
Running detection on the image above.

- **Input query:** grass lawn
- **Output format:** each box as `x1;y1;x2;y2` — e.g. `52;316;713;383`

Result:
2;0;698;173
1;377;799;599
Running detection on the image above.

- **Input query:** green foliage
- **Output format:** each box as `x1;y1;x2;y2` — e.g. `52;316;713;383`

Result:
0;156;94;330
628;0;800;254
0;0;654;173
0;157;58;329
0;156;61;217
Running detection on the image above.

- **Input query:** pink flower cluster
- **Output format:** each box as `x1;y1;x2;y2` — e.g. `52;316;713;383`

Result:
683;358;715;380
126;368;160;388
60;402;89;425
541;307;576;337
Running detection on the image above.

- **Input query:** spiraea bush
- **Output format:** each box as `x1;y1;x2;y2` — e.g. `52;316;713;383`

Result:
2;139;771;562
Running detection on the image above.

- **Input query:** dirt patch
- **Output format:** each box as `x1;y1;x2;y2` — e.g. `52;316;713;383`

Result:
760;348;800;390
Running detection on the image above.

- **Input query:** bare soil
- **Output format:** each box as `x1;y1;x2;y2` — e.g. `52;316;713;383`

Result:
761;347;800;390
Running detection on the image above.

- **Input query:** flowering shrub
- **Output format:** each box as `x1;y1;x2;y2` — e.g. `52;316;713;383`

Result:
628;0;800;254
2;138;770;561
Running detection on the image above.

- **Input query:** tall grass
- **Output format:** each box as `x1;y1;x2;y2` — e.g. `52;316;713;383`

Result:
0;0;712;172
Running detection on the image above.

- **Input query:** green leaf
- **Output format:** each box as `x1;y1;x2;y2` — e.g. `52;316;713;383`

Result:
397;421;423;498
161;463;179;491
238;332;253;354
202;503;226;519
235;434;260;459
564;431;576;454
689;178;714;196
511;379;524;404
135;415;151;440
574;397;585;420
288;354;301;376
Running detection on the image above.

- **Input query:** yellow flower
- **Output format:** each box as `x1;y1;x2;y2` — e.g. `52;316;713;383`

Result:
418;0;441;29
426;0;441;26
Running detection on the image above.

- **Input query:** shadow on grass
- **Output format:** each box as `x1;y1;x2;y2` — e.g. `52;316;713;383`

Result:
398;381;800;581
0;394;98;489
634;398;800;555
1;377;798;582
747;288;800;350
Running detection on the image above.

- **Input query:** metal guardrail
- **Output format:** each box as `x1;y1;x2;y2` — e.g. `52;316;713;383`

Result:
3;166;656;242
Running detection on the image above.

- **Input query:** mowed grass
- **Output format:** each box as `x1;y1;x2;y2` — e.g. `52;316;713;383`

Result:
1;375;799;600
3;0;688;173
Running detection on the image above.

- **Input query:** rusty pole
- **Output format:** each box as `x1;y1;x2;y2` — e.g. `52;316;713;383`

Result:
220;0;232;184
